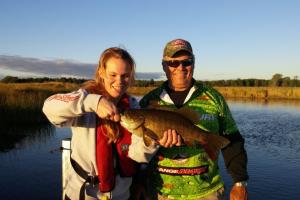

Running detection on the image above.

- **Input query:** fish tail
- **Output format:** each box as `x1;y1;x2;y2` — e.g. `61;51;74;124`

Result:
202;144;217;160
208;133;230;149
203;134;230;160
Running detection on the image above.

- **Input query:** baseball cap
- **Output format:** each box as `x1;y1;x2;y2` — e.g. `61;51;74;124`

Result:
163;39;193;58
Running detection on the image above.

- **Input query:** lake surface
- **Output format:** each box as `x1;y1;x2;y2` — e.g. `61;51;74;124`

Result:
1;99;300;200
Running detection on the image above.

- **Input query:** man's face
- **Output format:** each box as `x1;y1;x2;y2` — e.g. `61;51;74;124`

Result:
163;53;194;91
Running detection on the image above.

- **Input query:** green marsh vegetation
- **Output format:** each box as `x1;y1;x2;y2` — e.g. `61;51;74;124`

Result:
1;73;300;127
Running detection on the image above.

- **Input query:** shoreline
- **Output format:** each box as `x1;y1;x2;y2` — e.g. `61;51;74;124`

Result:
1;83;300;100
1;83;300;126
128;86;300;100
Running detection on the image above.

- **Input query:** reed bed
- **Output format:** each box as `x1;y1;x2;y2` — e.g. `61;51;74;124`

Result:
0;82;79;127
128;86;156;96
128;86;300;100
1;83;300;128
215;87;300;100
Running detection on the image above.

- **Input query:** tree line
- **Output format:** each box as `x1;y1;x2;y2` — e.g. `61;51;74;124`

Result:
1;73;299;87
0;76;86;84
202;74;300;87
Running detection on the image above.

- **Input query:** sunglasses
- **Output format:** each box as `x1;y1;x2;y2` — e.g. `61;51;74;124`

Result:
162;58;194;68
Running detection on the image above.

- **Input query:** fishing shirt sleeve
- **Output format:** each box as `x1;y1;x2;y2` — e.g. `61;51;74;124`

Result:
218;96;249;183
42;89;101;127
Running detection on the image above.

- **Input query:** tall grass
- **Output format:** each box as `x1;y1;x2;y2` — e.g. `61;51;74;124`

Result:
215;87;300;100
1;83;300;128
0;82;79;127
128;86;155;96
128;86;300;100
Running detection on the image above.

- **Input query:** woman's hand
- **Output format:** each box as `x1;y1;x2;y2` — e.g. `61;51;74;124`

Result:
158;129;182;147
96;96;120;122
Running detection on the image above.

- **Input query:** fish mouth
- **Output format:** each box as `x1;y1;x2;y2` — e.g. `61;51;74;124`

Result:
119;118;126;127
119;118;137;131
119;113;126;123
119;120;126;127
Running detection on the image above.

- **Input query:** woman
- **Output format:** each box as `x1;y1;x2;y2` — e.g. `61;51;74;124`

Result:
43;47;177;200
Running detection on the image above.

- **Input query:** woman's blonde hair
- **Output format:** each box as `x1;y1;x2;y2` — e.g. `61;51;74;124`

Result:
82;47;135;143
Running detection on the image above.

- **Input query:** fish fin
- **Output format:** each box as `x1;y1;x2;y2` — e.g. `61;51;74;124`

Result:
132;126;156;147
203;144;218;160
147;106;200;124
147;104;173;111
143;134;154;146
132;126;144;137
174;108;200;123
144;127;159;141
143;127;159;147
207;133;230;149
202;134;230;160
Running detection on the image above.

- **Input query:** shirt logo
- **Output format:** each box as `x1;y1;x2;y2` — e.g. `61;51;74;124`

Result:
121;144;129;153
48;93;80;102
157;165;208;175
200;114;216;121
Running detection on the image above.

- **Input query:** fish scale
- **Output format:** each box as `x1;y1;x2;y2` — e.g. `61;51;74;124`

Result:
140;109;205;143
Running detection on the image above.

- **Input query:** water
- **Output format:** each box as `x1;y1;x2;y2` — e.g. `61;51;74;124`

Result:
218;100;300;199
1;100;300;199
0;127;71;200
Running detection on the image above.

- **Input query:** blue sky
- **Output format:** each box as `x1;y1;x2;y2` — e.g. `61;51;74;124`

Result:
0;0;299;80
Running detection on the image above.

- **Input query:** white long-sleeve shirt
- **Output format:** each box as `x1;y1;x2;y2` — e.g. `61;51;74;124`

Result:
43;89;158;200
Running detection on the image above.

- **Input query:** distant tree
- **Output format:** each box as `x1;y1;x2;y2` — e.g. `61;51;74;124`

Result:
270;73;283;87
149;78;155;86
219;80;226;86
0;76;88;84
134;80;150;87
244;79;255;87
290;76;299;87
281;77;291;87
1;76;19;83
234;79;241;86
154;80;164;86
254;79;261;86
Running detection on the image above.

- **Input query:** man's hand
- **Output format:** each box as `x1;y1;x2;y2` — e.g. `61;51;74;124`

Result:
230;185;248;200
158;129;182;147
96;96;120;122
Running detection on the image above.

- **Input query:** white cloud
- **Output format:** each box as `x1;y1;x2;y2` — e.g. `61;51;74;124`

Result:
0;55;165;80
0;55;96;78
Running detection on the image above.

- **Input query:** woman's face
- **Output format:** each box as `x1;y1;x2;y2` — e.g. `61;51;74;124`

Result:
101;57;132;99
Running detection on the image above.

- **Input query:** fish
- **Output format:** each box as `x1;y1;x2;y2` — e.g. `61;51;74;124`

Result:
120;108;230;160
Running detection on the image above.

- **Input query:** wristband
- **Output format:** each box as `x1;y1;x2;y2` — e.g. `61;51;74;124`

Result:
234;181;248;187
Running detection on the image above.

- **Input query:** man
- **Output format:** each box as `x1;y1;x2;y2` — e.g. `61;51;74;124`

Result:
139;39;248;200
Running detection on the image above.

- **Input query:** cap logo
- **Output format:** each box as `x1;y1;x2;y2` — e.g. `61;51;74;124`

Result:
172;39;187;46
163;38;193;57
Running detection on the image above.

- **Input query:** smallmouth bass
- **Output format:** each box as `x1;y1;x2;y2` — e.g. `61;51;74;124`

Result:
120;108;230;160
